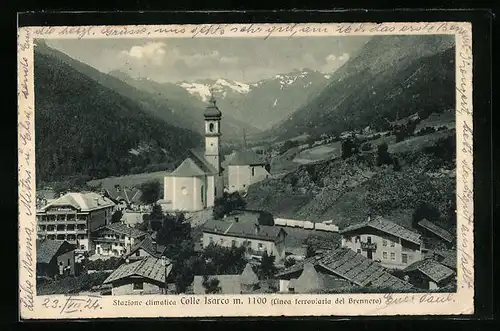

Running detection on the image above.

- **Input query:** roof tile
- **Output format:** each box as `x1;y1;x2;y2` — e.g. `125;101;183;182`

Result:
340;216;421;245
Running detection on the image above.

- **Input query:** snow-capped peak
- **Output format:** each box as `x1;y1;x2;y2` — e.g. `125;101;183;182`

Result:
214;79;250;94
179;82;212;102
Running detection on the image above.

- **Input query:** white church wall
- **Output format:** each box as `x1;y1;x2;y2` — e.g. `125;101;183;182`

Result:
206;175;215;207
171;176;197;212
164;176;173;205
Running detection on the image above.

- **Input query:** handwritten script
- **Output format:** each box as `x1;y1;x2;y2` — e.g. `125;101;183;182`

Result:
383;293;455;307
28;22;469;40
455;24;474;290
42;296;103;314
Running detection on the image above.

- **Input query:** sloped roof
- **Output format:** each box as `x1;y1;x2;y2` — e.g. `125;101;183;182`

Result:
170;158;207;177
94;223;147;239
124;236;166;259
193;275;241;294
294;263;324;293
105;187;142;205
41;192;115;212
240;263;259;285
340;216;422;245
432;249;457;270
104;256;172;284
37;239;74;264
418;219;454;243
189;149;218;174
276;247;413;291
404;258;455;283
228;150;267;166
203;215;286;242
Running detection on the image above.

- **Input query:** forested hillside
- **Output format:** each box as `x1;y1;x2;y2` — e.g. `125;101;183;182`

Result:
246;129;456;231
35;50;202;184
273;35;455;139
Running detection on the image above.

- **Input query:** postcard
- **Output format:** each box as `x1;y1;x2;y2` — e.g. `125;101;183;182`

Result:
18;21;473;319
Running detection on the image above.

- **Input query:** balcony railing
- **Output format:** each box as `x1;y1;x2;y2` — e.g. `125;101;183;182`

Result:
247;249;268;257
360;242;377;250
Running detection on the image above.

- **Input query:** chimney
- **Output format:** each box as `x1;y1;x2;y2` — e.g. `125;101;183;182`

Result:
152;237;157;253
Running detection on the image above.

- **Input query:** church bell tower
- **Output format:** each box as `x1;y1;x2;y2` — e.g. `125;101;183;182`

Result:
204;92;222;174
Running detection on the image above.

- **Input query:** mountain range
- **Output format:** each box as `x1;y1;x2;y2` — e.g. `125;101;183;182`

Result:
107;68;333;134
268;35;456;140
175;69;332;131
34;44;202;184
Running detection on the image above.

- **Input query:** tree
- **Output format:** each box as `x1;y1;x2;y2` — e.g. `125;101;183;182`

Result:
257;211;274;226
139;180;161;205
392;157;402;171
361;142;372;152
376;142;392;166
111;210;123;223
305;243;316;258
412;202;441;228
150;204;163;220
341;136;360;159
201;243;247;275
202;275;221;294
284;257;296;268
280;140;299;154
212;192;247;219
258;251;276;279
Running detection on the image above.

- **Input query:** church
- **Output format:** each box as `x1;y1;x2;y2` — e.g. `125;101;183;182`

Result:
161;94;271;213
162;94;225;212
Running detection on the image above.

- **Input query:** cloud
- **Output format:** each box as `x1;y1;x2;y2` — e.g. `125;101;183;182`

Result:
338;52;350;61
322;52;351;73
326;54;337;61
120;42;168;65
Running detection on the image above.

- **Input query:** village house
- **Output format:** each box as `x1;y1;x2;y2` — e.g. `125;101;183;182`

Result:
91;223;147;257
36;239;77;279
403;258;455;290
417;219;455;249
340;217;424;270
192;263;262;294
227;150;271;193
275;247;414;293
36;192;116;251
103;256;173;295
123;235;167;262
202;213;288;264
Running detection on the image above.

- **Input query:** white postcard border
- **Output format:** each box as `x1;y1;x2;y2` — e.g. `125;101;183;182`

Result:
17;22;474;319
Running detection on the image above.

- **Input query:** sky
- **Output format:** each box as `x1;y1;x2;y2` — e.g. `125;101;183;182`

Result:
45;36;371;83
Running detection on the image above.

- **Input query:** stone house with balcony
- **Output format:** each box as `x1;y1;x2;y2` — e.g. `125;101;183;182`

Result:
340;216;424;270
201;213;287;264
36;192;116;251
91;223;148;257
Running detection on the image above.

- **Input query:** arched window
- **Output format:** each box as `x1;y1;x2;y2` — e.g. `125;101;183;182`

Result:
209;123;215;132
